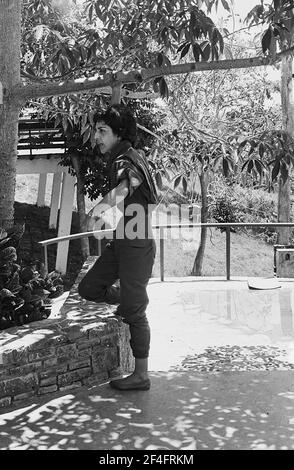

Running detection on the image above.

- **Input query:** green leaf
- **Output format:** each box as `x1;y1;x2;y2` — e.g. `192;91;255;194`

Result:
157;52;164;66
272;161;280;181
259;143;265;158
262;28;272;54
280;162;288;183
211;28;219;46
192;43;202;61
201;43;211;61
153;77;161;93
177;42;188;53
158;77;169;99
82;127;91;145
94;3;102;18
89;4;94;22
148;160;157;170
211;44;219;61
170;28;178;42
238;140;248;150
255;160;262;176
161;26;169;46
62;116;69;133
241;161;249;172
248;143;257;156
180;42;191;58
217;30;224;54
155;172;163;190
222;158;229;176
221;0;231;11
248;160;254;173
174;175;182;188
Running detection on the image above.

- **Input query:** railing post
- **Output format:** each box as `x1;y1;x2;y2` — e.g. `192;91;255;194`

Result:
226;226;231;280
160;227;164;282
44;244;48;274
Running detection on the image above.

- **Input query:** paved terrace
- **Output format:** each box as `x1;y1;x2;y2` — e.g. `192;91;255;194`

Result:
1;277;294;450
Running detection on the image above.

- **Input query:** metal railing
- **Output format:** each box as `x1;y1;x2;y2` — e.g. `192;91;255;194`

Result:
39;222;294;281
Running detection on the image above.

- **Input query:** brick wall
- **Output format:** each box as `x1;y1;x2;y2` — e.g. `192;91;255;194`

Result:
0;256;134;409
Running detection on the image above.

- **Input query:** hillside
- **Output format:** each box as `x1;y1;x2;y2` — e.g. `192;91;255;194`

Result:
151;226;274;279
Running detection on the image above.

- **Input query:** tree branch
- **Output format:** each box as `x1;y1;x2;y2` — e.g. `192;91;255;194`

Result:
12;47;294;102
137;123;177;152
223;21;264;38
171;93;229;145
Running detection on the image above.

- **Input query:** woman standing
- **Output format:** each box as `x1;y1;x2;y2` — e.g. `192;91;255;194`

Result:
78;104;157;391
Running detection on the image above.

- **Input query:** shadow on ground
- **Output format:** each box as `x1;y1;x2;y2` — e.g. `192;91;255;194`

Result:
1;370;294;450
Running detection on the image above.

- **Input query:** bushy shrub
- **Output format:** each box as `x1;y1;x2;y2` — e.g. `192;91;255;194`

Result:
0;225;64;330
208;175;278;243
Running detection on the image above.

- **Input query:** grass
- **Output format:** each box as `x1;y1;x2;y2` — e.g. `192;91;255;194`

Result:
151;226;274;279
15;174;276;283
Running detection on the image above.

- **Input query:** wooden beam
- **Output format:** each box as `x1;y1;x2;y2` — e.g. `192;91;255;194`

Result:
49;172;62;229
37;173;47;207
12;48;294;102
55;172;75;274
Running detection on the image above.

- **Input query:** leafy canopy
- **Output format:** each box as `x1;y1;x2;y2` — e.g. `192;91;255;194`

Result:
21;0;228;86
246;0;294;54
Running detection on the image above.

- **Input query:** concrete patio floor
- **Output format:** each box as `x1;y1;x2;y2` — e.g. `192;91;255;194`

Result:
1;277;294;450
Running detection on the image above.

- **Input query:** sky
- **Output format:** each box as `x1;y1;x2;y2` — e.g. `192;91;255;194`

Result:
62;0;263;24
211;0;263;28
214;0;261;18
212;1;281;84
232;0;261;16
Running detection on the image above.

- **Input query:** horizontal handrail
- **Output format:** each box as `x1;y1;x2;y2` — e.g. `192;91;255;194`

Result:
39;228;115;246
39;222;294;246
39;222;294;281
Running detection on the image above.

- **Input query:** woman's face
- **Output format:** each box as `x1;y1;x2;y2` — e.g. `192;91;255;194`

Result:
95;121;121;154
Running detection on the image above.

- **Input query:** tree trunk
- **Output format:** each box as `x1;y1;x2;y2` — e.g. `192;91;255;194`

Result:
71;154;90;260
191;170;209;276
277;176;291;244
0;0;22;229
278;55;294;244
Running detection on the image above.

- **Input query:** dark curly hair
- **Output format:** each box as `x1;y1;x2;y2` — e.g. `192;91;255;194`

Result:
93;104;137;146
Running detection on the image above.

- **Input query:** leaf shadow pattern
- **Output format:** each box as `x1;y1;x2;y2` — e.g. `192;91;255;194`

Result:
174;345;294;372
1;370;294;450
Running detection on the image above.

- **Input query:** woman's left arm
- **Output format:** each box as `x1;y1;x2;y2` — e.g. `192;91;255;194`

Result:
88;178;129;219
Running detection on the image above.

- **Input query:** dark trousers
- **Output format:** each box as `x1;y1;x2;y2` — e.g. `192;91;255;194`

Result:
78;238;156;359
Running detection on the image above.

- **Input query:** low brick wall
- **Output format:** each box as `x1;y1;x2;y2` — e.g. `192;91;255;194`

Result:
0;256;134;409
